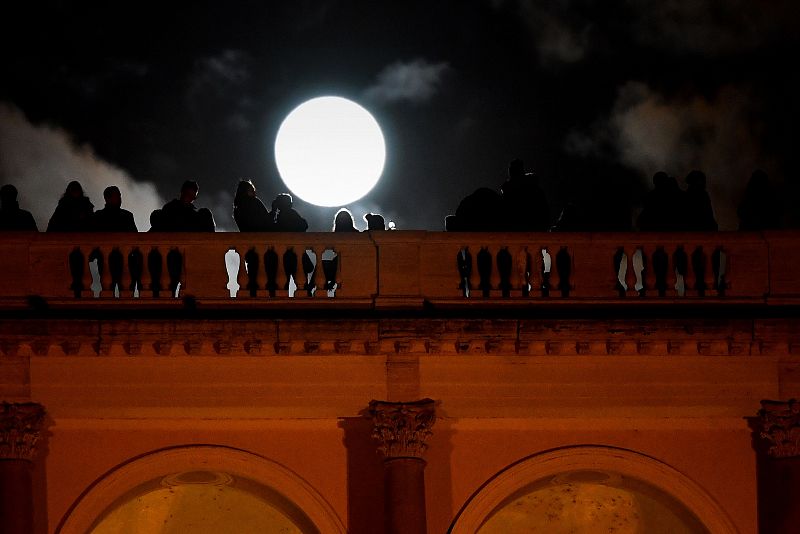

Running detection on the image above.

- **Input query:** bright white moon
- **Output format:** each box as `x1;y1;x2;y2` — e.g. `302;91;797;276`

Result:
274;96;386;207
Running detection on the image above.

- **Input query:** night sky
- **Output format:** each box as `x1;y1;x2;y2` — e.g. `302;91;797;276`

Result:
2;1;798;231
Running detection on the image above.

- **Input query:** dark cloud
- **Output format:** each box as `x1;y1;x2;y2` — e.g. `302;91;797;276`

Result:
566;82;771;229
627;0;798;56
364;59;452;104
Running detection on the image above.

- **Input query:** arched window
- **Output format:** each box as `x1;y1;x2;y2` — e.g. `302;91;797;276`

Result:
58;445;345;534
449;446;737;534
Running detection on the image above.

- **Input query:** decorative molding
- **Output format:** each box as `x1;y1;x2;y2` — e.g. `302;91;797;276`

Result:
369;398;436;459
758;399;800;458
0;402;46;461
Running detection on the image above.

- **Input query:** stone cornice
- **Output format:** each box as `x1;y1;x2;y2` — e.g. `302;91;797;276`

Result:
758;399;800;458
369;399;435;459
3;317;796;357
1;402;46;461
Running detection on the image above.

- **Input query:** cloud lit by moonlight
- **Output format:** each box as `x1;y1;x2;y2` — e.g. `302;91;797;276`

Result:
274;96;386;207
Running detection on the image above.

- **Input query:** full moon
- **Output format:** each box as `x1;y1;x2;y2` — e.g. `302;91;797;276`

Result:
274;96;386;207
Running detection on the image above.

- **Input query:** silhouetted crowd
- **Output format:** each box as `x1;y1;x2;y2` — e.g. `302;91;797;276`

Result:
445;160;783;233
0;162;784;233
0;178;393;233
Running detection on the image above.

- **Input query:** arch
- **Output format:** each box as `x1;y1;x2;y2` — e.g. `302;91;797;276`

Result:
449;445;738;534
57;444;346;534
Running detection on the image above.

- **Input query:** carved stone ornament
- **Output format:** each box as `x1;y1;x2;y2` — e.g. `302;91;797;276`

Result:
759;399;800;458
1;402;46;460
369;398;435;459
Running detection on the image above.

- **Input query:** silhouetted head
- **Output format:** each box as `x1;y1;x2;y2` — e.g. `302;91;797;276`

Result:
103;186;122;208
685;170;707;190
364;213;385;231
508;159;525;180
149;209;164;230
0;184;18;207
273;193;293;212
234;180;256;207
64;180;85;199
652;171;669;190
180;180;199;204
333;208;357;232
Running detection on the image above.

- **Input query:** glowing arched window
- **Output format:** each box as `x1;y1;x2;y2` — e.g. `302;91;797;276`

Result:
90;470;318;534
477;470;707;534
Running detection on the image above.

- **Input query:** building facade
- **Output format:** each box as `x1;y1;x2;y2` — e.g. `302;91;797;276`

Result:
2;231;799;533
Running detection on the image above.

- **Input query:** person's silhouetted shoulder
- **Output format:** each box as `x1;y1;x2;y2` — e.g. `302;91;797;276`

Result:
91;186;138;232
683;170;717;231
333;208;358;232
500;159;549;231
47;181;94;232
160;180;214;231
233;180;271;231
0;184;38;231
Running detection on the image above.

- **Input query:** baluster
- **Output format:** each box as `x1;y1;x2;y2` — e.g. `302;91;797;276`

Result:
88;248;104;298
477;247;492;297
613;247;628;297
457;248;472;298
147;248;163;298
264;247;279;297
691;246;707;297
302;247;317;297
128;247;143;298
517;247;531;297
225;248;241;298
652;246;669;297
497;247;512;298
556;247;571;297
322;248;339;297
283;247;298;297
167;248;183;298
712;246;727;297
541;247;552;297
673;246;688;297
69;247;85;298
632;247;646;297
109;248;124;298
244;248;260;297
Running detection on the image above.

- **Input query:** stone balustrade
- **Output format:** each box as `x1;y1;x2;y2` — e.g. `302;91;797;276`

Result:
0;230;796;309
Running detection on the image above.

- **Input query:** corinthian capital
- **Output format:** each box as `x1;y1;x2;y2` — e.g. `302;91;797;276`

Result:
758;399;800;458
369;398;436;459
1;402;46;461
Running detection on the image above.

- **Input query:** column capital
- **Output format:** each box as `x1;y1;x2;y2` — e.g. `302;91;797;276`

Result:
369;398;436;459
758;399;800;458
1;402;46;461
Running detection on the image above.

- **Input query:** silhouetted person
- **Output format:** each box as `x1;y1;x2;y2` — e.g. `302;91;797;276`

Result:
550;202;584;232
500;159;549;231
448;187;503;231
91;186;137;232
363;213;385;231
638;171;685;231
0;184;38;231
683;170;718;231
148;209;164;231
233;180;271;232
47;180;94;232
271;193;308;232
738;170;781;230
160;180;215;232
333;208;358;232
